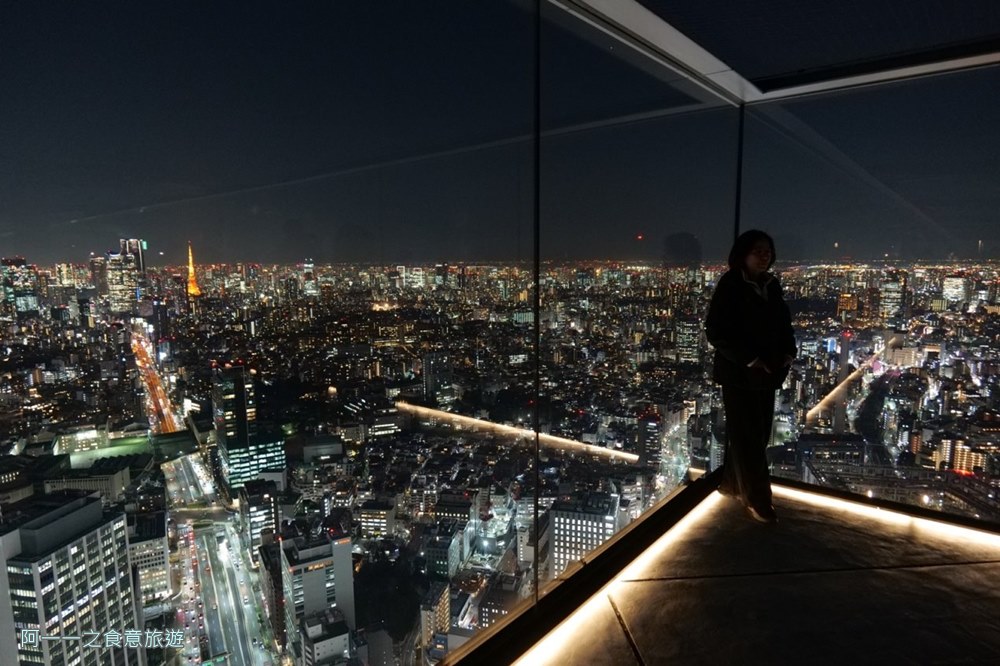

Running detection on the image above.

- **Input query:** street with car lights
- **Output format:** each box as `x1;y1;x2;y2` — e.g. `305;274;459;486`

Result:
165;454;276;666
137;324;277;666
132;334;183;434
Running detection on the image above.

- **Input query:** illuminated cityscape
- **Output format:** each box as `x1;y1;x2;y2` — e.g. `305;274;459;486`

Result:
2;238;999;664
3;2;1000;665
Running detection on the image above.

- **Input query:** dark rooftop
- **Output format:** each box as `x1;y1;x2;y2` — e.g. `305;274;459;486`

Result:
0;490;103;541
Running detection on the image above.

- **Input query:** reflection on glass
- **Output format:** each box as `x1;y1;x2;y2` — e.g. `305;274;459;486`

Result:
1;2;538;664
537;1;739;583
744;67;1000;525
5;1;1000;665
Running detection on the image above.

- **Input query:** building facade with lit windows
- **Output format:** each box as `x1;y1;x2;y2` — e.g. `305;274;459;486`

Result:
222;432;286;491
106;250;139;315
127;512;171;609
0;491;145;666
675;318;703;364
212;365;257;452
879;271;907;323
933;435;988;473
420;581;450;648
280;533;355;661
359;499;395;538
212;365;285;490
550;492;621;578
239;479;279;564
942;274;970;304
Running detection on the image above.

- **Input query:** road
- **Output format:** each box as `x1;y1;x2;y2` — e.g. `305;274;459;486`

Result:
173;523;210;664
199;525;272;666
132;335;182;434
165;454;276;666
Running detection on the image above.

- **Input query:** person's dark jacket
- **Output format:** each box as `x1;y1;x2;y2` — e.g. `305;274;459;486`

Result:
705;269;796;390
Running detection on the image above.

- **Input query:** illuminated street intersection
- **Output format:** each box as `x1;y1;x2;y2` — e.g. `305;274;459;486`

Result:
164;454;275;665
134;330;273;664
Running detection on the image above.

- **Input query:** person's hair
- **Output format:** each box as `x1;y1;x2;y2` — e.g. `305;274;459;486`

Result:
728;229;776;271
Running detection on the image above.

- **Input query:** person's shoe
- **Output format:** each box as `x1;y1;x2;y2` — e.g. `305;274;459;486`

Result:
746;503;778;524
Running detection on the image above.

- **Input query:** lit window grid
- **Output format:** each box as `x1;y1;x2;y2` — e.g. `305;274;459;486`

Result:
222;437;286;490
11;516;141;666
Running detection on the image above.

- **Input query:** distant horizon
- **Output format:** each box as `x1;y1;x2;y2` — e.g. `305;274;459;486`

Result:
9;253;1000;271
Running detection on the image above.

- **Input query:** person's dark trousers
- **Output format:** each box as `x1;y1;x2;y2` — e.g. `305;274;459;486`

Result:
720;385;776;509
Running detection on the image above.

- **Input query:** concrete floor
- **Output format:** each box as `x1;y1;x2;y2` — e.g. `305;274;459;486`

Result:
516;488;1000;666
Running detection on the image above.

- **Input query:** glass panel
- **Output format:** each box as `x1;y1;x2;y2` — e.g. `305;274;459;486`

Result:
0;1;535;663
743;65;1000;523
537;5;740;585
637;0;1000;87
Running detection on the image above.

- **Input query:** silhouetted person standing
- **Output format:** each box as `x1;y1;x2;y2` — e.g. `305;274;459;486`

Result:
706;230;796;523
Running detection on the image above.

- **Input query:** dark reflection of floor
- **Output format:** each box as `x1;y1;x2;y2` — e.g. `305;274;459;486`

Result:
518;490;1000;666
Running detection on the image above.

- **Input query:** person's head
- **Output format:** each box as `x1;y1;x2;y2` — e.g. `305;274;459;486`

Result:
728;230;776;275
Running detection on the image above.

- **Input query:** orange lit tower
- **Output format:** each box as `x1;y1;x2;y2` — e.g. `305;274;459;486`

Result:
186;241;202;297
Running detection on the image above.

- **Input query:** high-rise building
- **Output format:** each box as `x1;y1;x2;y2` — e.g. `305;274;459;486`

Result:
284;276;300;301
213;366;288;491
89;256;109;296
120;239;148;300
239;479;279;563
0;492;145;666
879;271;907;322
420;582;450;648
422;352;451;401
423;520;462;580
106;250;139;315
833;332;852;434
637;413;663;468
1;258;41;319
148;298;171;341
127;511;172;609
406;266;425;289
836;293;859;320
55;263;76;287
301;260;319;297
280;533;356;660
225;433;285;492
942;275;969;304
258;543;288;649
675;318;703;364
434;263;449;287
550;492;622;577
213;365;257;453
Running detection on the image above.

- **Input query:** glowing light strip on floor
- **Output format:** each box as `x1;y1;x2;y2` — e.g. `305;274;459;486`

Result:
514;486;1000;664
396;402;639;463
773;485;1000;548
513;492;725;665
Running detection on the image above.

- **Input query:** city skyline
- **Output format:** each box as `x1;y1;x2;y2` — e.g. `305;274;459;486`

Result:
3;229;1000;665
3;3;1000;664
8;235;1000;274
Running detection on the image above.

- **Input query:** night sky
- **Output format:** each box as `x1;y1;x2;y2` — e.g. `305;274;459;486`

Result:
2;1;998;266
